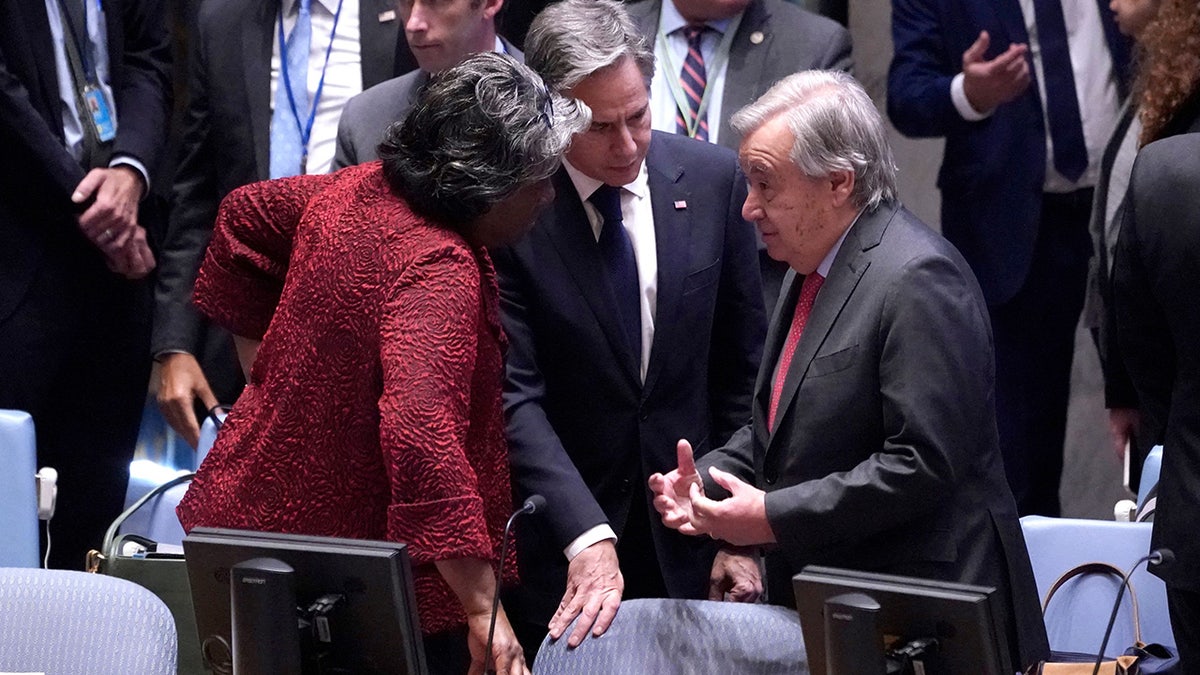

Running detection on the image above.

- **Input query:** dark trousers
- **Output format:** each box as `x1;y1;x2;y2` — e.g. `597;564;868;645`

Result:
990;189;1093;517
1167;585;1200;674
0;249;151;569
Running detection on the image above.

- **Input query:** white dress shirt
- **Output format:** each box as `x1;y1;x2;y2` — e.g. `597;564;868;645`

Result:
271;0;363;174
950;0;1120;191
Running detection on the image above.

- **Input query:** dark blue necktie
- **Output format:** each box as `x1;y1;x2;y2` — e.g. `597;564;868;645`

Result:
589;184;641;359
1032;0;1088;181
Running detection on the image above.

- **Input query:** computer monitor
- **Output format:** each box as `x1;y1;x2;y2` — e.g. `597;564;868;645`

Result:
794;565;1013;675
183;527;427;675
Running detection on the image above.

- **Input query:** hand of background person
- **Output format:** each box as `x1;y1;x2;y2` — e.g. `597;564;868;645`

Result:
1107;407;1141;461
73;165;145;255
465;604;528;675
708;547;762;602
648;439;705;534
102;224;156;279
156;352;220;448
961;31;1030;114
548;539;623;648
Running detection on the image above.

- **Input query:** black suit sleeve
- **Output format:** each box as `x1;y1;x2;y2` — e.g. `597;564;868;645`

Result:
152;18;216;355
108;0;172;171
494;245;611;552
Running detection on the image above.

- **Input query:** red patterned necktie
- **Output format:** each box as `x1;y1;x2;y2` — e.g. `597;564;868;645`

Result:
767;272;825;430
675;24;709;141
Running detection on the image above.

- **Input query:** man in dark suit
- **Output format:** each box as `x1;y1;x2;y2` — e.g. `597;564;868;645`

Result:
0;0;171;568
494;0;766;655
888;0;1131;517
628;0;851;313
1111;133;1200;669
333;0;519;169
152;0;399;447
651;70;1049;671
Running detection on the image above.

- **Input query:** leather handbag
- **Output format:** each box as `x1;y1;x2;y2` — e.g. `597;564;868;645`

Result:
1025;562;1178;675
87;472;202;675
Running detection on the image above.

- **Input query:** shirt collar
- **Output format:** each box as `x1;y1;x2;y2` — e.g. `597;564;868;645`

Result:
561;158;651;203
282;0;341;17
815;208;864;278
660;0;736;36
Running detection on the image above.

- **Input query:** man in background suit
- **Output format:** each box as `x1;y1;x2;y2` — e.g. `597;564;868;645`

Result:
494;0;765;656
153;0;399;446
628;0;851;312
332;0;518;169
651;70;1049;671
0;0;171;568
888;0;1131;516
1111;133;1200;669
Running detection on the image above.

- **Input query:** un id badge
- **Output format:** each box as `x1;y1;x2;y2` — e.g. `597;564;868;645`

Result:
83;85;116;142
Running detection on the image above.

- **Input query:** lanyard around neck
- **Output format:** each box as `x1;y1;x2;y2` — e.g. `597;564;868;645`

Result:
655;12;743;140
56;0;99;83
277;0;345;171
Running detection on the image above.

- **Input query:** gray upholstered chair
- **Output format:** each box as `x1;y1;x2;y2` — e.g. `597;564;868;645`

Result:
0;567;177;674
533;598;807;674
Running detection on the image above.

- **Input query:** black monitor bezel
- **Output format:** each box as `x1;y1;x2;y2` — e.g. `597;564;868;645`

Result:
794;565;1013;675
183;526;427;675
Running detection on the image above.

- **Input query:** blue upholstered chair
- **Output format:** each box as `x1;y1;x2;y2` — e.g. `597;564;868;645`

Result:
533;598;806;674
1020;516;1174;656
1137;445;1163;513
0;567;177;674
0;409;39;568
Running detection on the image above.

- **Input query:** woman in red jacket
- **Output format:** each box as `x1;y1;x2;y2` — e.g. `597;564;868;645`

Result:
177;53;588;675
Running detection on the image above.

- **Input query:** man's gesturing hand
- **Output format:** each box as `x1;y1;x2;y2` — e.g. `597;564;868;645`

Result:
648;439;704;534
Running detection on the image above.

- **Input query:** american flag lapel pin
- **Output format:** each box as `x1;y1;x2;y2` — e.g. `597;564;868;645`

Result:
673;200;687;210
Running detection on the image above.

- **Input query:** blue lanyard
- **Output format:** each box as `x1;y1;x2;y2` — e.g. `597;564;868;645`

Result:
277;0;344;170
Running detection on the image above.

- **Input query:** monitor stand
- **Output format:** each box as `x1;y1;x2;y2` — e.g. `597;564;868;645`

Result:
824;592;887;675
231;557;303;675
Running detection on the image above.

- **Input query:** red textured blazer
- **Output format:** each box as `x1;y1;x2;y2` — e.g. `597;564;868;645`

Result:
177;163;514;635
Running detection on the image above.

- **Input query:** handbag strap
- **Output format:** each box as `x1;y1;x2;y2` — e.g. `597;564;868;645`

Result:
101;472;196;557
1041;561;1142;645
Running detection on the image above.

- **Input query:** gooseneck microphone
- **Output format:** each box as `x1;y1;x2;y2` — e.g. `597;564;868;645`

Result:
1091;548;1175;675
485;495;547;672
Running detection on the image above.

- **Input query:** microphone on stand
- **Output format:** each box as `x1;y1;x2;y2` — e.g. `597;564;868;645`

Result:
1091;548;1175;675
485;495;547;672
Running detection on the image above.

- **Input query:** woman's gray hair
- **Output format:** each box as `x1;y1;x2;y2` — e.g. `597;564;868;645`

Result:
730;70;898;210
524;0;655;93
379;52;590;227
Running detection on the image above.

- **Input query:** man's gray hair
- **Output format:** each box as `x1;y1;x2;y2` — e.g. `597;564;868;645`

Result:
379;52;590;227
524;0;655;92
731;70;898;210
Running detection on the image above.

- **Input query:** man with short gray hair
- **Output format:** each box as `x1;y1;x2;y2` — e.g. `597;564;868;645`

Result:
494;0;766;656
650;70;1050;671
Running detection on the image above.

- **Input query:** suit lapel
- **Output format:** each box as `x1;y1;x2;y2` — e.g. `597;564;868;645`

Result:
721;0;771;144
540;168;643;386
990;0;1029;47
765;205;896;452
244;2;275;180
641;138;690;399
358;0;400;88
23;0;64;135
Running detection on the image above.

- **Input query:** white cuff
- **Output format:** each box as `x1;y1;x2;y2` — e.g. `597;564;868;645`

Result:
950;72;993;121
109;155;151;197
564;525;618;561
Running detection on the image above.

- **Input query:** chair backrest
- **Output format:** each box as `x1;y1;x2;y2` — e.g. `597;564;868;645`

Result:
1137;445;1163;511
1020;516;1174;655
0;567;177;674
533;598;806;674
0;409;39;567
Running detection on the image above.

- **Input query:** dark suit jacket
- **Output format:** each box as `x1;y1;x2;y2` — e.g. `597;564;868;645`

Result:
627;0;852;151
493;132;766;621
332;38;523;169
0;0;170;321
697;202;1049;669
151;0;399;369
1112;133;1200;592
887;0;1130;305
